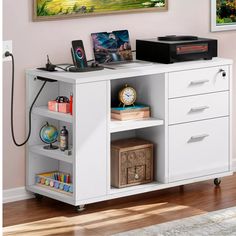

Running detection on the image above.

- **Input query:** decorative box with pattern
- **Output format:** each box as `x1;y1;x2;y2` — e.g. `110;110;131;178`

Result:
111;138;153;188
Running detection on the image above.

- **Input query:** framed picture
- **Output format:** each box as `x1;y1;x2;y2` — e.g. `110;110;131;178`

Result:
33;0;168;21
211;0;236;31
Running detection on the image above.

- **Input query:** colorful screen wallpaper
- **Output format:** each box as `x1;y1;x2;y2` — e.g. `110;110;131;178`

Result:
216;0;236;24
35;0;166;17
91;30;133;64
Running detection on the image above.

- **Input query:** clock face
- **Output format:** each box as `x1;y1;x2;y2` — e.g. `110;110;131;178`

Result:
119;86;136;105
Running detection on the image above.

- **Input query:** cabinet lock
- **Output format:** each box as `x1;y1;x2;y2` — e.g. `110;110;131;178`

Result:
219;69;226;78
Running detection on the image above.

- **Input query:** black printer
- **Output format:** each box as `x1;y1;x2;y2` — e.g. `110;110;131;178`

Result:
136;35;217;64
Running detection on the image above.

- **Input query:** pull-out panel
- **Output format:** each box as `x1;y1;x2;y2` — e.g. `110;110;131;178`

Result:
169;91;229;125
169;117;229;182
169;66;229;98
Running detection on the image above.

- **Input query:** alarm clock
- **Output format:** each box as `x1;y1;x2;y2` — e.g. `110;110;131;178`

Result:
119;84;137;107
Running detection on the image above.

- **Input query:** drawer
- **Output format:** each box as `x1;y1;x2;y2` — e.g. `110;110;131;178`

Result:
127;165;147;185
169;91;229;125
168;66;229;98
169;117;229;182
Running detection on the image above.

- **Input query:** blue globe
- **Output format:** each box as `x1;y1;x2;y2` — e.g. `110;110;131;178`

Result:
40;122;58;144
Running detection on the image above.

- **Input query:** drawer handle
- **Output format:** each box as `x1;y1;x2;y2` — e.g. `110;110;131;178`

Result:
190;79;209;85
190;106;209;112
189;134;209;142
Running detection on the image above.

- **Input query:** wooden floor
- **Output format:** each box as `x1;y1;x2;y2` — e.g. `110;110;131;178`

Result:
3;174;236;236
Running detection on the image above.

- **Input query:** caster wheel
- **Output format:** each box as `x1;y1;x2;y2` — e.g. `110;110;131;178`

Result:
214;178;221;186
35;193;43;200
76;205;85;212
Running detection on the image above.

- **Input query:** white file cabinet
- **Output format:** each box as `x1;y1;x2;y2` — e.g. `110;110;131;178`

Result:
26;58;233;210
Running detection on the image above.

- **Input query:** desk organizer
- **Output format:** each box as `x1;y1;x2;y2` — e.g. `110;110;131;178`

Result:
35;171;73;195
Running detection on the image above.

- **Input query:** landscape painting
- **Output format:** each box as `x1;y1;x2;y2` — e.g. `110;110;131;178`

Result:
33;0;167;21
211;0;236;31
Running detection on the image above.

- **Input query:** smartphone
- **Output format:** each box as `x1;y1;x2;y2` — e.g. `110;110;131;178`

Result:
71;40;88;69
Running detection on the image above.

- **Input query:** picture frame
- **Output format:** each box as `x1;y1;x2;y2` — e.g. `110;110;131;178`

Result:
33;0;168;21
211;0;236;32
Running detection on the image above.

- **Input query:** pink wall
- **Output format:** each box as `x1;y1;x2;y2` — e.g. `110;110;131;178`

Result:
3;0;236;189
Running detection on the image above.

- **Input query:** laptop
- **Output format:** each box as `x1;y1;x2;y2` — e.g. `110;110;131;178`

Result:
91;30;151;69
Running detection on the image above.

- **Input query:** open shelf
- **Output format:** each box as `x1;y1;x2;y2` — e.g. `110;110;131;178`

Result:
32;106;73;123
108;182;163;195
29;144;73;164
27;185;74;205
109;117;164;133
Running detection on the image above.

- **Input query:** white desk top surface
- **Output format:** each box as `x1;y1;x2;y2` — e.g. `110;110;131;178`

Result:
26;58;233;84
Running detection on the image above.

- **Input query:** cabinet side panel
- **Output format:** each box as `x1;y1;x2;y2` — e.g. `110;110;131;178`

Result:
75;81;108;201
229;65;233;171
136;74;168;183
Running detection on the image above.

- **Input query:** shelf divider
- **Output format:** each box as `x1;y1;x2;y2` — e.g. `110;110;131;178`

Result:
110;117;164;133
32;106;73;123
29;143;73;164
27;185;74;205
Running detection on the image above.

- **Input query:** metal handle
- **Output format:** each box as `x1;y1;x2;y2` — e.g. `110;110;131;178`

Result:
190;79;209;85
190;134;209;140
190;106;209;112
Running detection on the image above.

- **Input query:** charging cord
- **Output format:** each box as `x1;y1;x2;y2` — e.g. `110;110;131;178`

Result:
5;51;47;146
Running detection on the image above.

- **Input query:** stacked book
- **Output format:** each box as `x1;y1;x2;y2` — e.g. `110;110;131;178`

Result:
111;104;150;121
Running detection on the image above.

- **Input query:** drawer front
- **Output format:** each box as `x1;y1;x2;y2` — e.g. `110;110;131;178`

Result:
127;165;146;185
169;66;229;98
169;117;229;182
120;148;153;186
169;91;229;125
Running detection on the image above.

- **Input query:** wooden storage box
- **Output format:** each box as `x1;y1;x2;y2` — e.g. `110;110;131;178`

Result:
111;138;153;188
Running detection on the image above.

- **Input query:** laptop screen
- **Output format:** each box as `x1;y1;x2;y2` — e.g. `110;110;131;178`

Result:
91;30;133;64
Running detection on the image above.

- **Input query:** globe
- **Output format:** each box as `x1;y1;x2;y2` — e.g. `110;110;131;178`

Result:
40;122;59;150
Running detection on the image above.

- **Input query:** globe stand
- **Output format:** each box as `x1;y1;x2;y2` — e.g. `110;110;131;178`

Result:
43;143;58;150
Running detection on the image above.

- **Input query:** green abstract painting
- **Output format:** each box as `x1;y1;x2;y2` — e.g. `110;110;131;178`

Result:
33;0;168;20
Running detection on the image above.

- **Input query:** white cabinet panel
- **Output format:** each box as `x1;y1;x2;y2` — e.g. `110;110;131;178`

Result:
169;66;229;98
74;81;108;200
169;117;229;182
169;91;229;125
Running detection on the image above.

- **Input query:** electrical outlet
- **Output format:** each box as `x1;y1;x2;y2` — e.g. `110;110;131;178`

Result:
3;40;13;62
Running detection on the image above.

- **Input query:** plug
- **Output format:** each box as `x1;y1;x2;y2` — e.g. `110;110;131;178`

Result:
5;51;11;57
45;55;56;71
3;41;13;62
45;63;56;71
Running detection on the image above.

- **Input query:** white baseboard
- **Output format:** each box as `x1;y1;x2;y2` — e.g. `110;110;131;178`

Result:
3;187;34;204
233;160;236;172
